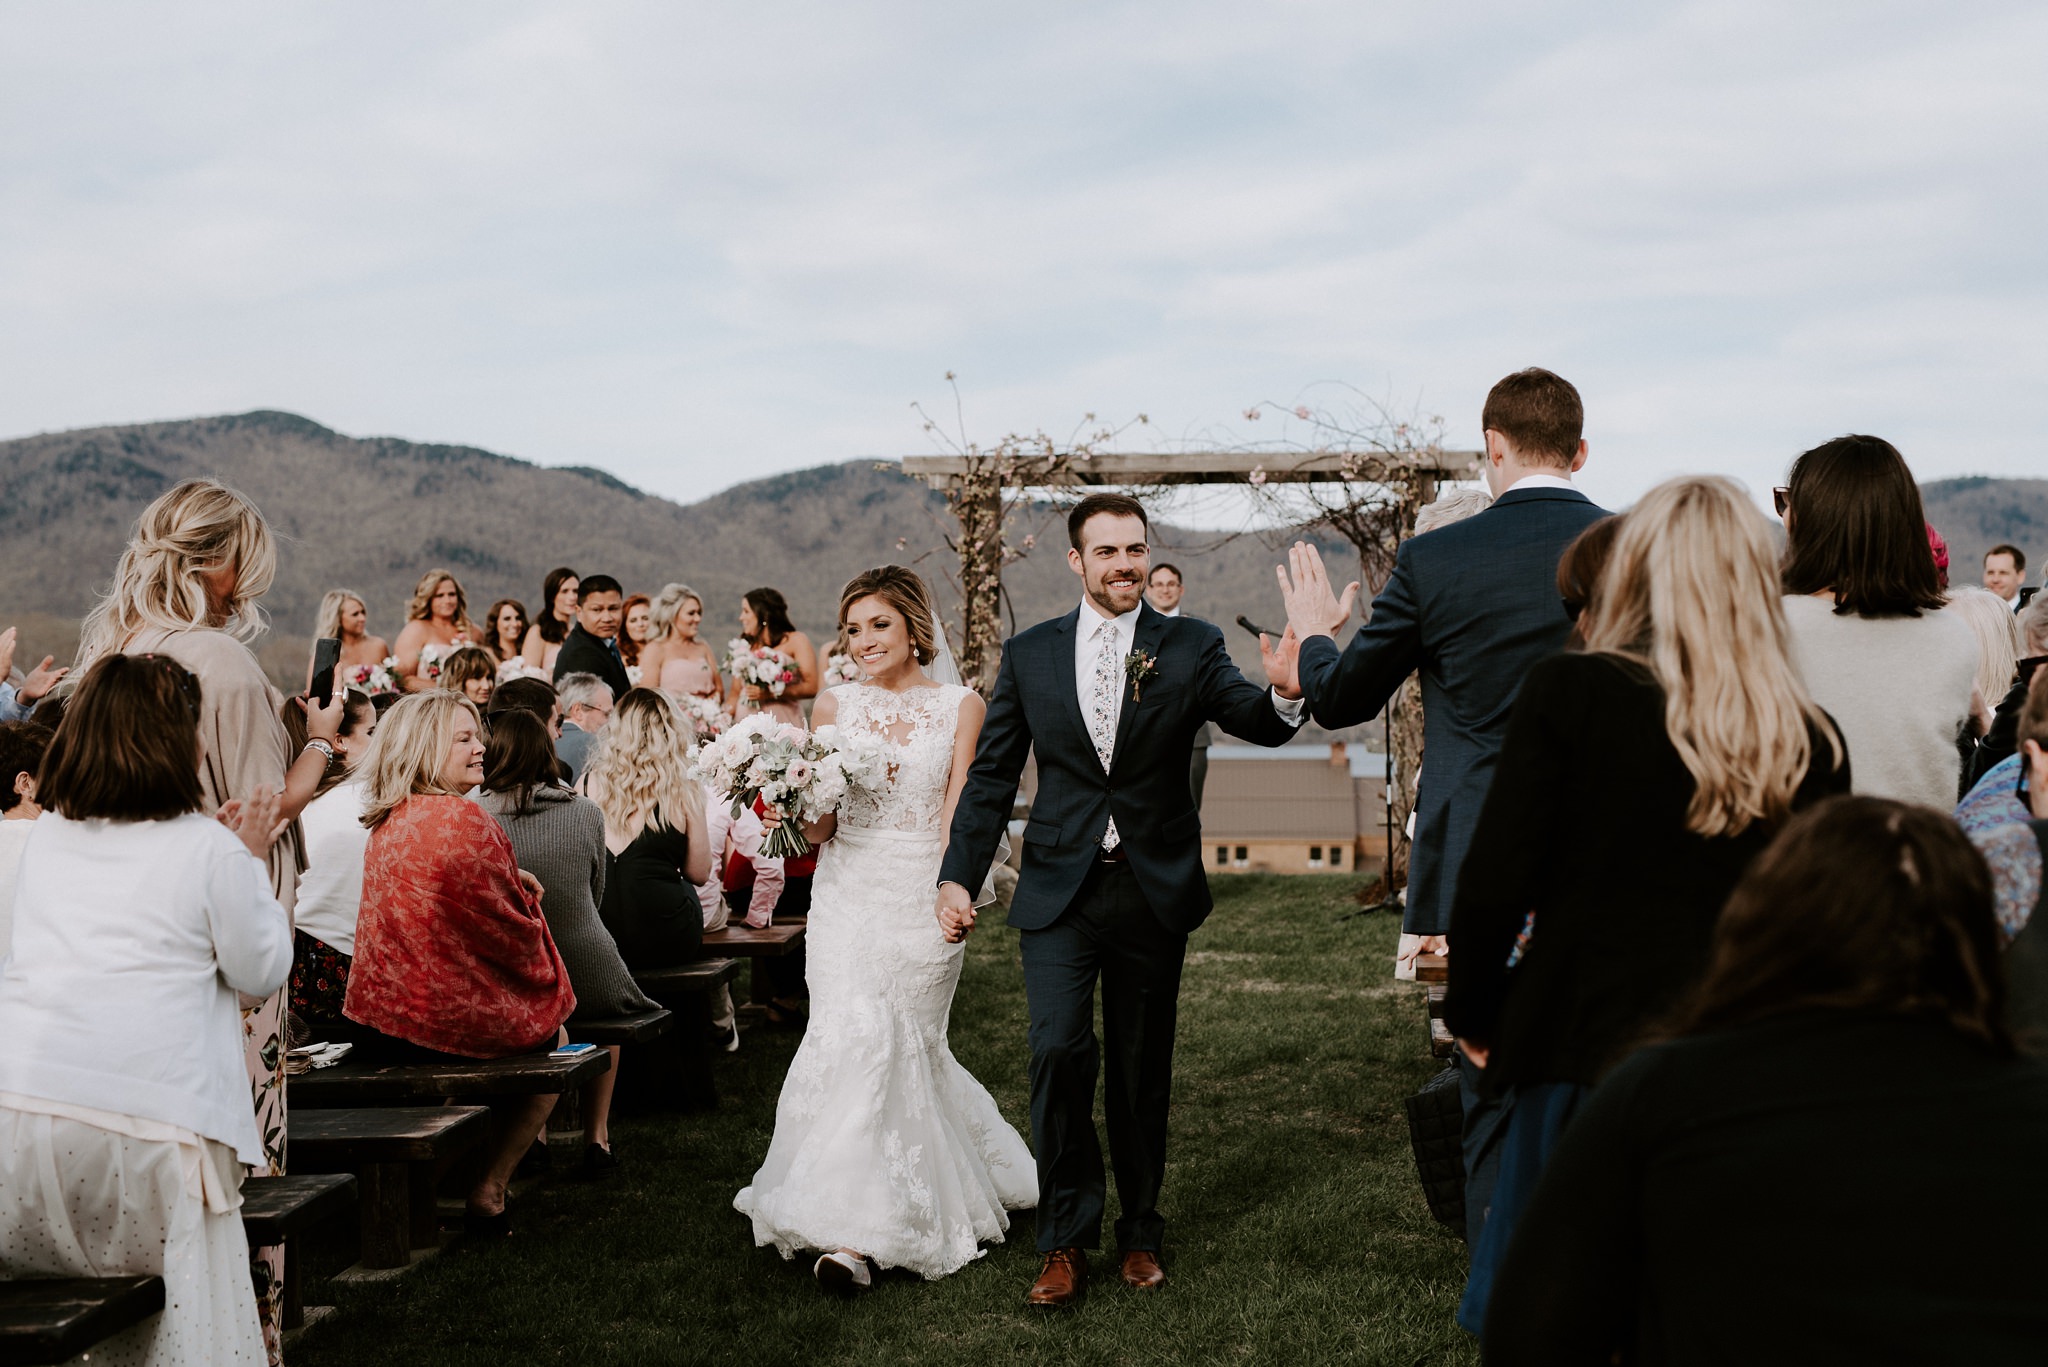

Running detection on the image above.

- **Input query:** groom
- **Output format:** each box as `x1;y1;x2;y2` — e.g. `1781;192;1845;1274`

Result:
937;492;1308;1307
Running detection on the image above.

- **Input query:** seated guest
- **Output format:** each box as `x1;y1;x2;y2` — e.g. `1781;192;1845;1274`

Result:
1445;476;1851;1332
0;654;293;1363
344;691;575;1233
552;573;631;698
0;624;69;721
439;644;498;709
476;710;657;1175
490;674;562;735
0;720;52;957
553;673;613;782
285;689;379;1024
1484;796;2048;1363
582;688;712;968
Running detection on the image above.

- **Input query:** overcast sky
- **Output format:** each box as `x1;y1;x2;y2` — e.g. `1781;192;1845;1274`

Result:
3;1;2043;515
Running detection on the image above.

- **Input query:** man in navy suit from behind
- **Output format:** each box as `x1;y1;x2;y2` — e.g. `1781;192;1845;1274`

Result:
1274;367;1608;1241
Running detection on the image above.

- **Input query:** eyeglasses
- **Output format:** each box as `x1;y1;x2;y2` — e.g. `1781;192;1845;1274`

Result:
1772;486;1791;518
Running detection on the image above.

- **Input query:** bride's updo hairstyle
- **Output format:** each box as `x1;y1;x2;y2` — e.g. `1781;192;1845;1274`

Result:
76;479;277;670
837;566;938;666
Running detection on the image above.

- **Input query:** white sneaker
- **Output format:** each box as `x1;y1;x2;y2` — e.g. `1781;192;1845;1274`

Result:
814;1251;872;1296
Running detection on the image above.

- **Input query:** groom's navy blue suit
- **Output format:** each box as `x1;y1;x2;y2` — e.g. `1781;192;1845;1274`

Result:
941;601;1299;1253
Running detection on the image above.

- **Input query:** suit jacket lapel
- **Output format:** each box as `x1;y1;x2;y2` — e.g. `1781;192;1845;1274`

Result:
1111;605;1167;768
1049;608;1104;775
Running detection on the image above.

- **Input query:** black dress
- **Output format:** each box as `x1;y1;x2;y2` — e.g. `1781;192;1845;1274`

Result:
596;813;704;969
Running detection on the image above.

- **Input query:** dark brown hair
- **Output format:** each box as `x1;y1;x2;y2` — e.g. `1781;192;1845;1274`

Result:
1066;492;1150;550
483;597;529;662
438;646;497;702
838;566;939;665
1556;513;1624;643
1481;368;1584;467
538;566;580;643
282;689;375;799
1149;563;1183;584
488;675;558;723
742;587;796;647
0;722;54;813
481;708;565;813
1779;435;1945;618
1667;796;2013;1057
37;654;206;822
1987;543;2027;573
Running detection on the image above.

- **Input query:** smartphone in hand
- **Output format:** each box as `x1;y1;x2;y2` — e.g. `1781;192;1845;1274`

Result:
310;637;342;706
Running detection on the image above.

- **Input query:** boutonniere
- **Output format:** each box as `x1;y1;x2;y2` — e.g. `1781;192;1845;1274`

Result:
1125;649;1159;701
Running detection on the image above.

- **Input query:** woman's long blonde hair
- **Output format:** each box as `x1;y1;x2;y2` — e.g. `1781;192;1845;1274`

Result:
1581;476;1842;837
406;569;477;638
315;589;367;642
1944;586;2023;707
76;479;277;670
359;691;483;828
648;583;702;643
582;687;705;843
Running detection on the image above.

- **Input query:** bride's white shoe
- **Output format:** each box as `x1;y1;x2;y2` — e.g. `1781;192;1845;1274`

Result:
814;1250;872;1296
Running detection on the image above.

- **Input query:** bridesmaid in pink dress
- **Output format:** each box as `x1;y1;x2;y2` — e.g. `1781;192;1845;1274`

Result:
733;587;818;728
640;584;726;707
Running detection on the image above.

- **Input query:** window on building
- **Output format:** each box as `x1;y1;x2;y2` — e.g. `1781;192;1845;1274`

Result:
1309;845;1324;867
1233;845;1248;868
1329;847;1343;868
1216;845;1228;868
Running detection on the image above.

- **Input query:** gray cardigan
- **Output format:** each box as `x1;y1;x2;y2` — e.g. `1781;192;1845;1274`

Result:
475;785;657;1020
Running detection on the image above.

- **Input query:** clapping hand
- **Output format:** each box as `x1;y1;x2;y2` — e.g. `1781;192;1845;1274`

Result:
936;881;977;943
219;787;289;861
1275;543;1360;642
0;627;67;703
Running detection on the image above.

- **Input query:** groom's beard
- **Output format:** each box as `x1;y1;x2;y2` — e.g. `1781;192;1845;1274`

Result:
1086;566;1146;617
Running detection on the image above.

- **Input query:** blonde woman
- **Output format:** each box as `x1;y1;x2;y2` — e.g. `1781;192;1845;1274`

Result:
309;588;391;686
1442;475;1852;1333
75;477;345;1363
1946;586;2023;738
580;688;712;967
393;568;479;693
636;582;724;704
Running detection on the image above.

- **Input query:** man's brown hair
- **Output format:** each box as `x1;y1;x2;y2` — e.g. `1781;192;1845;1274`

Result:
1480;368;1584;467
1987;543;2027;573
1066;492;1150;550
37;654;206;822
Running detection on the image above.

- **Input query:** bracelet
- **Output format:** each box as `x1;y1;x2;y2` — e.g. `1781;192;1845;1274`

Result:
301;738;336;763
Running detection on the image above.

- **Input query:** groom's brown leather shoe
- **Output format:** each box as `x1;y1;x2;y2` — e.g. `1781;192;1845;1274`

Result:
1119;1250;1166;1290
1026;1248;1087;1308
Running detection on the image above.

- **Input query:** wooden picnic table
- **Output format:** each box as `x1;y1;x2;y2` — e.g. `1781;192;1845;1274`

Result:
289;1047;612;1107
700;917;805;957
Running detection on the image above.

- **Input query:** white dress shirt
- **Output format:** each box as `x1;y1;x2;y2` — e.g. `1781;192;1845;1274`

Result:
1502;473;1578;495
1074;599;1305;745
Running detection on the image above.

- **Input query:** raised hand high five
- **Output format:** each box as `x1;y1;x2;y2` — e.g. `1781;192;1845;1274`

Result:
1275;543;1360;643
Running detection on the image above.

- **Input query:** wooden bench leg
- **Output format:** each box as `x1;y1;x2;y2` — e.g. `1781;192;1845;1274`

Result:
406;1163;441;1250
282;1238;304;1331
357;1162;412;1270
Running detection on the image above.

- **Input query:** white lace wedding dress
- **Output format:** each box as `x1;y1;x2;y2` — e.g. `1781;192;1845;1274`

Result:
734;682;1037;1278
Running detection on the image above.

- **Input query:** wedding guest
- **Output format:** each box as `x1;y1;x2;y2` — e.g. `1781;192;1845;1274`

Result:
620;593;652;680
0;653;293;1364
554;574;632;699
1986;543;2027;610
0;720;52;957
310;589;391;686
394;568;479;693
477;709;657;1175
490;675;563;738
639;582;724;704
439;645;498;709
1999;677;2048;1049
1483;797;2048;1364
520;566;580;675
1927;521;1952;589
344;691;574;1234
482;598;530;673
1412;485;1495;534
1970;600;2048;788
1444;476;1851;1332
697;797;784;1049
1947;585;2024;736
74;477;342;1355
1556;514;1624;647
554;674;613;782
286;689;378;1025
1145;563;1215;808
735;586;819;726
1778;436;1978;808
582;688;712;968
0;625;68;722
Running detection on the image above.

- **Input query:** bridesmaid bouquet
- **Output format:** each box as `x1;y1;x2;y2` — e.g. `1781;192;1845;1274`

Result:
724;638;800;699
416;642;452;682
690;713;888;859
822;651;866;688
675;692;729;748
346;659;402;695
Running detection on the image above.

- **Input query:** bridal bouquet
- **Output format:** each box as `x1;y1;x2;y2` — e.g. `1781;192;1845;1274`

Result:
689;713;888;859
345;659;402;695
821;651;866;688
724;638;800;699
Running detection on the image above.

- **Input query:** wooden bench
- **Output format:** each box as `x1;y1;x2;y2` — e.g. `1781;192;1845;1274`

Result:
0;1277;163;1365
1425;983;1453;1059
1415;953;1448;984
572;1008;674;1045
700;917;806;957
289;1108;491;1269
631;959;744;1110
288;1047;612;1108
241;1173;357;1328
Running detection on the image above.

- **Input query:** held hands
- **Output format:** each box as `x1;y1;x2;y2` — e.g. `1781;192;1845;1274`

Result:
936;881;977;943
1275;543;1360;643
218;787;289;861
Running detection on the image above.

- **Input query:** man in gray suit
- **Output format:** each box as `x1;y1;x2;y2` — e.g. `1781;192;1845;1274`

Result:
554;673;614;783
1146;563;1215;807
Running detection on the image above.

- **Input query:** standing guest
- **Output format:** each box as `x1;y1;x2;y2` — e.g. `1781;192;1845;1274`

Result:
0;654;293;1365
582;689;712;968
1986;543;2028;611
520;567;581;675
1483;797;2048;1364
0;625;68;721
1778;435;1979;808
734;587;819;726
1555;514;1624;648
620;593;652;682
553;674;614;783
639;582;725;704
1442;476;1850;1331
477;709;656;1176
74;477;342;1359
1146;563;1215;809
310;589;391;686
1947;586;2024;785
1927;522;1952;589
393;568;479;692
0;720;52;957
553;574;632;699
482;598;531;676
344;692;574;1234
286;690;378;1025
438;645;499;710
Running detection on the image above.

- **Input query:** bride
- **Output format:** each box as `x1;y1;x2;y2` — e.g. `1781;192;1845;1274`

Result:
737;565;1036;1293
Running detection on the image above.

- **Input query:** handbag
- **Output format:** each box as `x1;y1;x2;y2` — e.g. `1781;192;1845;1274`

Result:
1403;1062;1467;1237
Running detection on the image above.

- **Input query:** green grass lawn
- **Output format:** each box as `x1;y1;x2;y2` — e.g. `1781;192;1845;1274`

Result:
294;875;1478;1366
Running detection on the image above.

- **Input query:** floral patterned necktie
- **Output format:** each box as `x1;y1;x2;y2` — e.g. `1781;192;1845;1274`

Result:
1090;619;1122;851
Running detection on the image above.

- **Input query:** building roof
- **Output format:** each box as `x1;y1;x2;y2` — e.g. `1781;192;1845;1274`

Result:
1200;755;1361;841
